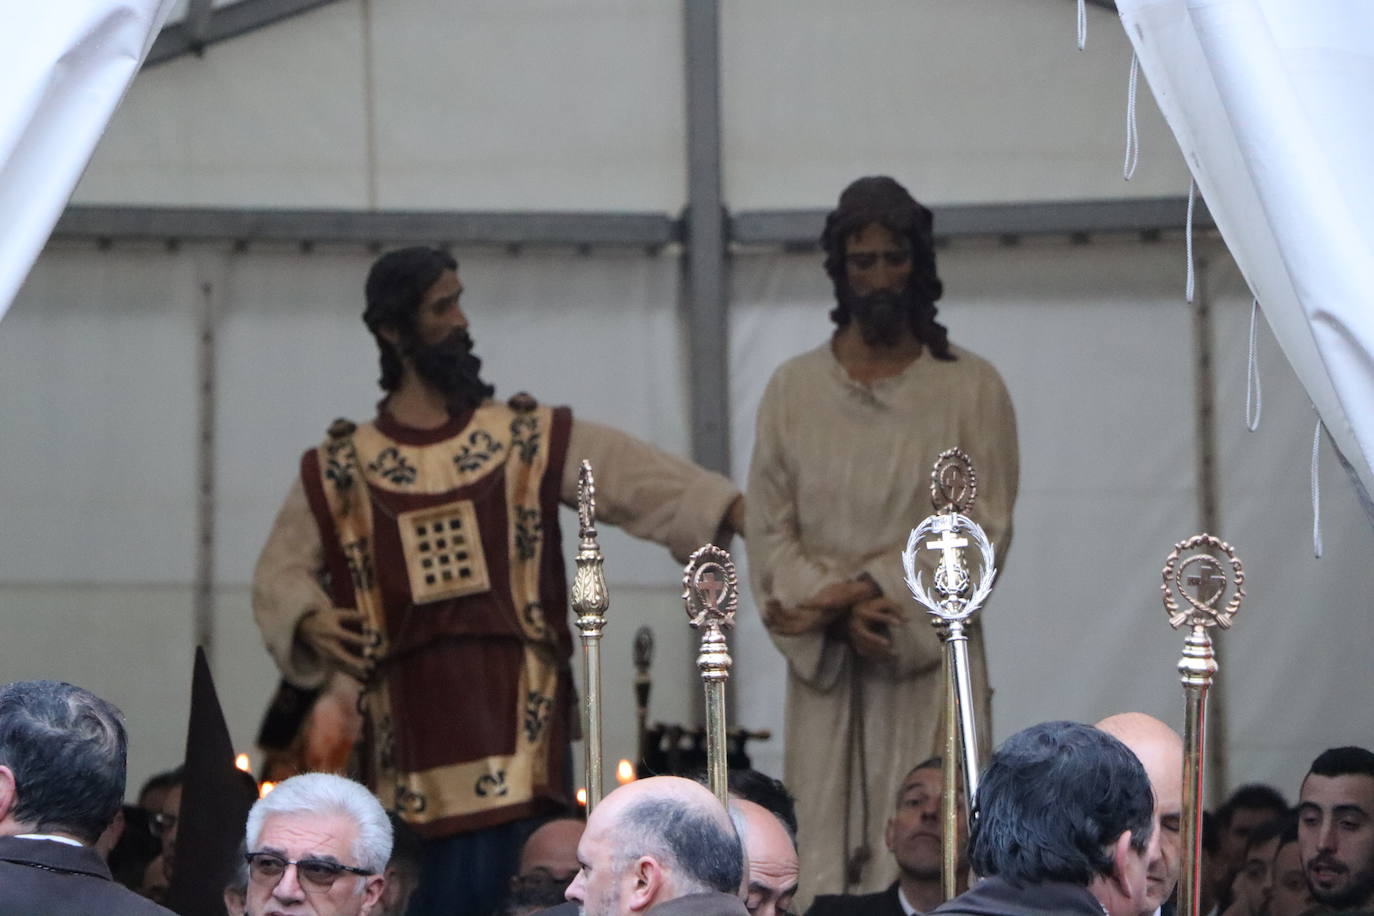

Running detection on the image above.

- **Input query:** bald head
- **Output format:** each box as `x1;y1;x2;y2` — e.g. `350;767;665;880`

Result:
567;777;743;915
1097;713;1184;914
733;799;798;916
518;817;584;879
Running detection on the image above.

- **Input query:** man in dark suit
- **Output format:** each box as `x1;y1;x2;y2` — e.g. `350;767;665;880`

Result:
932;721;1157;916
809;758;962;916
0;679;175;916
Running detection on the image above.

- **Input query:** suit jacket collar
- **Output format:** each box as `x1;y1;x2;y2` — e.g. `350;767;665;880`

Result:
0;835;111;881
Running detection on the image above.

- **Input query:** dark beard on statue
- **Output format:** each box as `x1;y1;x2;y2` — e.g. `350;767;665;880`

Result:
840;283;919;348
404;327;495;413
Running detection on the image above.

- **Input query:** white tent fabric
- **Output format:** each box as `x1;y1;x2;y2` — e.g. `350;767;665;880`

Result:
1115;0;1374;523
0;0;176;320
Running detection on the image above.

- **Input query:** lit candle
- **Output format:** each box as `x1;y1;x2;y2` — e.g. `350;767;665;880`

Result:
259;781;276;798
234;753;251;773
576;787;588;808
616;759;636;785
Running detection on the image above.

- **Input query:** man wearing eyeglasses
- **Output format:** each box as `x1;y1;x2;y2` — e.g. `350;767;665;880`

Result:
243;772;391;916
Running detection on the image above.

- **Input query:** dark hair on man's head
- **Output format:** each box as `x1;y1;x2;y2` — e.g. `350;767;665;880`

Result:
0;681;127;844
363;247;458;391
616;796;743;895
967;720;1155;888
1217;783;1290;828
819;175;953;360
1307;747;1374;784
1202;810;1220;855
727;769;797;841
1244;812;1296;858
137;767;183;807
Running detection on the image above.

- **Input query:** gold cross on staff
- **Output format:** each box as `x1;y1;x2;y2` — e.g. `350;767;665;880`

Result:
697;568;726;612
1187;563;1226;605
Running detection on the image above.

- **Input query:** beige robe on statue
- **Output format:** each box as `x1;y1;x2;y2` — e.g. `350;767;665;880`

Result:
746;341;1018;909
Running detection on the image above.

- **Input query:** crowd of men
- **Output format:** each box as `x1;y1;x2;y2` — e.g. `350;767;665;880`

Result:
3;678;1373;916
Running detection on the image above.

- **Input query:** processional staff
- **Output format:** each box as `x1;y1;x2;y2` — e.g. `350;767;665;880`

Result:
633;626;654;770
901;448;999;902
1160;535;1245;916
571;460;610;811
683;544;738;807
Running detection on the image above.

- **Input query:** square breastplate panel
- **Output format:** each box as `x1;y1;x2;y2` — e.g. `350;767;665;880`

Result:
398;500;491;604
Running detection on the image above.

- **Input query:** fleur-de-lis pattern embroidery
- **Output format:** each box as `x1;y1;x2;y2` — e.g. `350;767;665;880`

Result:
453;430;503;474
510;415;541;464
393;785;427;814
475;771;509;797
324;437;355;494
514;508;541;561
522;602;548;639
524;691;553;743
367;447;417;485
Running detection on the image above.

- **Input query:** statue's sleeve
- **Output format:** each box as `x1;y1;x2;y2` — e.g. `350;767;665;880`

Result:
746;369;848;691
857;359;1019;680
559;418;741;566
252;475;333;689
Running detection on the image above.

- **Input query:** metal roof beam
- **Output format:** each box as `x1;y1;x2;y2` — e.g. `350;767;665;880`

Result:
146;0;346;67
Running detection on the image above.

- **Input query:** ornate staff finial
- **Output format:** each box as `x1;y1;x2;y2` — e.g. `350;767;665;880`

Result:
906;448;996;903
1160;533;1244;916
931;447;978;515
682;544;737;805
572;460;609;810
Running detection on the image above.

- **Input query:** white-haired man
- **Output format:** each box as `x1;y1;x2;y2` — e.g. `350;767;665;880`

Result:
243;772;391;916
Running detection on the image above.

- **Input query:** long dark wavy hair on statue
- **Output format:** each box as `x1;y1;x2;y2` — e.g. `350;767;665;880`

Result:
363;246;456;392
820;175;955;360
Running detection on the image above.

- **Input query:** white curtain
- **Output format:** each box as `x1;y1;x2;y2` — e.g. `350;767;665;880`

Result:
0;0;176;319
1116;0;1374;524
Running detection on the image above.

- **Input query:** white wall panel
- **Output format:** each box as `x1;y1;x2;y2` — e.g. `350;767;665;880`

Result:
0;243;201;583
368;0;686;210
721;0;1192;209
72;1;372;208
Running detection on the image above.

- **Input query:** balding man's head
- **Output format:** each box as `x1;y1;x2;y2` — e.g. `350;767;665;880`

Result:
1096;713;1184;914
566;776;742;916
732;799;797;916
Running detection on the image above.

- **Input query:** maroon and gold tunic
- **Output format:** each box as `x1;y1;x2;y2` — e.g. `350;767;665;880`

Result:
299;399;573;838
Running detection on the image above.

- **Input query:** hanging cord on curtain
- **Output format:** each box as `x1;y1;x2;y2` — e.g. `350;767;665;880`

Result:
1246;298;1263;431
1077;0;1087;50
1185;180;1197;302
841;665;873;890
1123;53;1140;180
1312;415;1325;559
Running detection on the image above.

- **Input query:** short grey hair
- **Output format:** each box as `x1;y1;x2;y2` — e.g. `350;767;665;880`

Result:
245;773;393;874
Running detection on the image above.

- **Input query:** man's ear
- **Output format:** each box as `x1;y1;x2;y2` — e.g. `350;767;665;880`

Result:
626;855;666;913
884;815;897;853
0;766;18;824
377;323;402;347
358;873;387;916
1110;830;1140;901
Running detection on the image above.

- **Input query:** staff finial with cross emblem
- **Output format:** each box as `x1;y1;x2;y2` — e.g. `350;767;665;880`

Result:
1159;532;1245;916
682;544;738;806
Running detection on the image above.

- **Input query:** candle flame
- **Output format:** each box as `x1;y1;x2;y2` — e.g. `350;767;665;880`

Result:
234;753;251;773
616;759;636;785
576;787;588;807
259;781;276;798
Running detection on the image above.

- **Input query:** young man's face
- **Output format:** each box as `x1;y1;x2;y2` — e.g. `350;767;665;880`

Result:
1299;773;1374;910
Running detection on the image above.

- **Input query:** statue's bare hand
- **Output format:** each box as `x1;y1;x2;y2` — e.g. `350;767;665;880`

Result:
803;578;879;612
297;608;372;681
763;599;841;636
847;596;904;660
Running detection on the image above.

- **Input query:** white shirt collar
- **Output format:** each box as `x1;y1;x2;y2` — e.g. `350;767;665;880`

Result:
13;833;84;847
896;885;919;916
